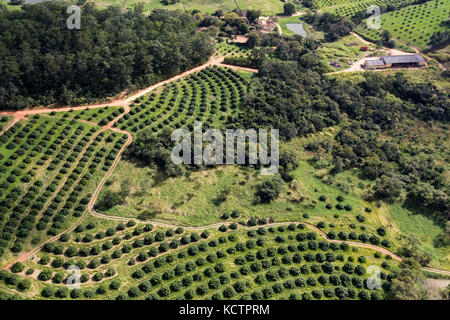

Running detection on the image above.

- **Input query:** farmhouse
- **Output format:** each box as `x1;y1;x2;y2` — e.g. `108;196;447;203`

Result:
257;16;275;33
364;54;426;69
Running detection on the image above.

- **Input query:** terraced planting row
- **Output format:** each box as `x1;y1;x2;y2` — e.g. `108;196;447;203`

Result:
0;115;127;260
0;116;13;133
355;0;449;49
316;0;417;17
115;66;250;135
49;106;125;126
214;39;252;58
3;222;396;300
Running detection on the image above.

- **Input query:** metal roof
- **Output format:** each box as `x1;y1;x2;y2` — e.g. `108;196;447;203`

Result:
381;54;425;64
365;58;385;66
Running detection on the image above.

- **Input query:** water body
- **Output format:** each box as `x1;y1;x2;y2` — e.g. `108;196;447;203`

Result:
286;23;307;37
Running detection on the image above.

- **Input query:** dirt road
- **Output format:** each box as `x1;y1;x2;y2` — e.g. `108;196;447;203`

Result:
2;53;449;280
0;56;236;118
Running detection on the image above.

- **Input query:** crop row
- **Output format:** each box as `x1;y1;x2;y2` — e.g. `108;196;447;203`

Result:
115;66;249;135
0;116;127;257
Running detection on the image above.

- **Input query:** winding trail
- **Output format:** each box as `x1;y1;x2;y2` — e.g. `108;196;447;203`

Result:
1;55;449;279
0;56;240;120
275;22;282;35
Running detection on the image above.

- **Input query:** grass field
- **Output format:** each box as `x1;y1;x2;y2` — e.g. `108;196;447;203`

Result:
326;61;450;91
428;44;450;69
318;34;375;70
278;15;304;36
98;122;449;270
95;0;286;15
3;2;22;11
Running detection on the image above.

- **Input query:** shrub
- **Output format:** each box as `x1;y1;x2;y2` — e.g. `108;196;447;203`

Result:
41;286;55;298
377;226;387;236
255;178;283;203
11;262;24;273
70;289;82;299
222;286;236;298
201;230;210;239
231;210;240;218
283;2;296;16
38;270;52;281
55;287;68;298
17;279;31;291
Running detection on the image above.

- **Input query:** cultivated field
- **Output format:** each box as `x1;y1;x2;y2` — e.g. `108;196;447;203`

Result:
0;2;448;301
101;125;450;270
94;0;285;15
115;66;252;135
316;0;418;17
354;0;450;49
0;115;127;265
214;39;252;58
1;221;397;300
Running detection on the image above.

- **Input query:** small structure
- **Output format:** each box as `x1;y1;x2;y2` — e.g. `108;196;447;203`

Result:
364;58;386;69
231;35;249;44
364;54;426;69
258;16;275;33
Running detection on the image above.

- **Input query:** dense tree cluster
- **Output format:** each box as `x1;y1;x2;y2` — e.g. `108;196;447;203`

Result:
125;128;183;178
0;3;213;109
234;35;449;219
303;12;356;42
238;58;338;140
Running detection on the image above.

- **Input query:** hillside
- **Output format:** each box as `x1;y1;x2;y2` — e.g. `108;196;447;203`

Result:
0;0;448;303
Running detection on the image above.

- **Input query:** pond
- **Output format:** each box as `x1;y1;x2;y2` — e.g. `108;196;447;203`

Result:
286;23;307;37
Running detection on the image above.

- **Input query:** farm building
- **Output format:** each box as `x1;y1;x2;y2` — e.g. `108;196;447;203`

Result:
364;54;426;69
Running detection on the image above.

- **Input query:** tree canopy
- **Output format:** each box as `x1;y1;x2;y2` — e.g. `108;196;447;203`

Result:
0;3;213;109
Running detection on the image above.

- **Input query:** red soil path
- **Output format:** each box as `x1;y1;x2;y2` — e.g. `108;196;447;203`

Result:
1;58;449;279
